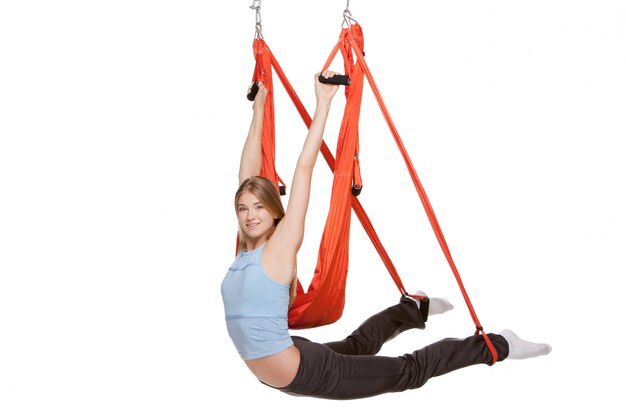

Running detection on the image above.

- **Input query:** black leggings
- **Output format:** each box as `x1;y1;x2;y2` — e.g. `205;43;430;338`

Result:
278;297;509;400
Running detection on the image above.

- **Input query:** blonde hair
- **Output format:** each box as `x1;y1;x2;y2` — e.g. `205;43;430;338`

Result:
235;176;285;252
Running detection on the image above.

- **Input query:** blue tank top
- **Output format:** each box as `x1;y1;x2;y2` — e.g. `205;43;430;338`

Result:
220;243;293;360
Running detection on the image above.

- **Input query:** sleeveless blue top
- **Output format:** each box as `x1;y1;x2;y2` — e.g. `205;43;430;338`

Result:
220;243;293;360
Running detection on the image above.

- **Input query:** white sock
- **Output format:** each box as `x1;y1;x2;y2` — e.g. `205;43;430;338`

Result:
412;291;454;316
500;329;552;360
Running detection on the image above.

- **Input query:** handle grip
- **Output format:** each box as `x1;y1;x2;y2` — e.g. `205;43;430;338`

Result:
246;80;259;101
318;74;350;85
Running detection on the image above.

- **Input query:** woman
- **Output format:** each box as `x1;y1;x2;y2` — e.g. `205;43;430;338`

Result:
221;73;552;400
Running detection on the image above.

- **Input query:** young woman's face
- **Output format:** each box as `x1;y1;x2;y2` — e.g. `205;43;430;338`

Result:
236;191;276;242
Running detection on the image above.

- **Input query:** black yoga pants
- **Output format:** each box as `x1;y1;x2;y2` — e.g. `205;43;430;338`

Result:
277;297;509;400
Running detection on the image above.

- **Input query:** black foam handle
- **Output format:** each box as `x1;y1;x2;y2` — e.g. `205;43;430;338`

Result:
247;80;259;101
318;74;350;85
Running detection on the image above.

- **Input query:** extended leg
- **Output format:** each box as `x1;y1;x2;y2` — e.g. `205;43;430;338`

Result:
283;334;509;400
323;297;425;355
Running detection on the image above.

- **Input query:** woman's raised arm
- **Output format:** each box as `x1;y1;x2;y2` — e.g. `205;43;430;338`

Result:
238;81;268;184
275;72;339;251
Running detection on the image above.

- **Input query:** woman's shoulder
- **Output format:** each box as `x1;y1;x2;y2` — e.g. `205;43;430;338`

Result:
262;235;297;285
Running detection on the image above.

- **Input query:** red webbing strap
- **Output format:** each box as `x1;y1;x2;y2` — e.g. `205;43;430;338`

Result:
344;27;498;363
269;52;335;172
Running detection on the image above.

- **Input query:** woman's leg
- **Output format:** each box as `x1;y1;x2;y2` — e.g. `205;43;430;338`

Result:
323;295;453;355
282;334;509;400
323;297;425;355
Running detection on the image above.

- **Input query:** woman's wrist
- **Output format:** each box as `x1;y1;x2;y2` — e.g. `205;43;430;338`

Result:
252;107;265;121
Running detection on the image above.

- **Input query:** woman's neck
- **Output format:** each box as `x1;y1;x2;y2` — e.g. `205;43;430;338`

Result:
246;238;267;251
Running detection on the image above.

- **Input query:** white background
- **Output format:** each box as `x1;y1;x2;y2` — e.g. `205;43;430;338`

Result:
1;0;625;415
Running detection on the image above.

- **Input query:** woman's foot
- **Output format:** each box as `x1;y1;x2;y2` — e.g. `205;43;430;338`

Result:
500;329;552;359
429;297;454;315
408;291;454;316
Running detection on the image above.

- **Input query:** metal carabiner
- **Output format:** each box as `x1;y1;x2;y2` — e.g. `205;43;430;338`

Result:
342;0;357;28
249;0;263;39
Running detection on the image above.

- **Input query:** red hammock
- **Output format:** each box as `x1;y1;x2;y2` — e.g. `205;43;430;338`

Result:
249;23;498;363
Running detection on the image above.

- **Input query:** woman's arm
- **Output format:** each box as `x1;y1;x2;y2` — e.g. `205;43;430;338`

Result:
274;72;339;251
238;82;268;184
